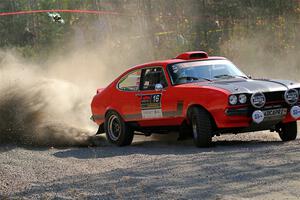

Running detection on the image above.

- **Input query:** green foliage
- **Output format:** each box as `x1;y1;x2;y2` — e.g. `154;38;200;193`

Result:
0;0;299;60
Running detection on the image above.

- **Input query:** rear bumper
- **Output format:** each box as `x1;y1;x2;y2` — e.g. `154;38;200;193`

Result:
90;114;105;124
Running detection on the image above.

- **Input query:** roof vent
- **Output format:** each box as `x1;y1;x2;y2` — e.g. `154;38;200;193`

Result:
175;51;208;60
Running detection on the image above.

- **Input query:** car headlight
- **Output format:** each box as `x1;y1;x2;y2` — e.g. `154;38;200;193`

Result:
239;94;247;104
284;89;299;105
229;95;238;105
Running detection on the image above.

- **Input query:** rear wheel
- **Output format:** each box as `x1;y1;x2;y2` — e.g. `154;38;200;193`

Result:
189;107;213;147
277;121;297;141
105;111;134;146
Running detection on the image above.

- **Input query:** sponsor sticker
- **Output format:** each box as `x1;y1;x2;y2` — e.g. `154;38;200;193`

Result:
142;109;163;119
172;65;179;73
141;94;162;119
141;94;161;109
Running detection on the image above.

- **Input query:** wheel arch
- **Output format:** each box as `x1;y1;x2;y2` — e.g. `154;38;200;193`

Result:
186;104;217;130
104;108;123;119
104;108;133;126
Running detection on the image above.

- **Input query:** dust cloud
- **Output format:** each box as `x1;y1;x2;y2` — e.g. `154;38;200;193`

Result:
0;15;155;147
220;32;300;81
0;50;95;146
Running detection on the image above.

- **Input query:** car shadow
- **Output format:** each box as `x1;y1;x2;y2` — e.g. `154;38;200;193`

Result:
52;137;289;159
0;134;109;152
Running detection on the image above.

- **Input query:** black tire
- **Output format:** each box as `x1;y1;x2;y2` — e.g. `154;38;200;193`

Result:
277;121;297;142
104;111;134;146
189;107;213;147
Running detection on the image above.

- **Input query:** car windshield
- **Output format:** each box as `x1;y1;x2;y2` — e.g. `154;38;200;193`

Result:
168;59;247;85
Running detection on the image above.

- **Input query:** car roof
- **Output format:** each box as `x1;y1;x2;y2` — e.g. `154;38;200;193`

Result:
129;56;227;71
115;52;228;82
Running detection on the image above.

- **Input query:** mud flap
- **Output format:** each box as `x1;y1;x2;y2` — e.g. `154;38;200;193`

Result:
96;123;105;135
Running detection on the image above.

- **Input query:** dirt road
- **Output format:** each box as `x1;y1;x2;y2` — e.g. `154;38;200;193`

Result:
1;125;300;199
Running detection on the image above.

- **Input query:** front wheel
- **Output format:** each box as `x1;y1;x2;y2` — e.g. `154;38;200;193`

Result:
189;107;213;147
105;111;134;146
277;121;298;141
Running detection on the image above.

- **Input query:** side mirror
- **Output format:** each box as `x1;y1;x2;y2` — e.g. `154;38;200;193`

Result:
248;75;252;79
155;83;163;91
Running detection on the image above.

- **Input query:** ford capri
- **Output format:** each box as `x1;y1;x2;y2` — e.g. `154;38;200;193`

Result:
91;51;300;147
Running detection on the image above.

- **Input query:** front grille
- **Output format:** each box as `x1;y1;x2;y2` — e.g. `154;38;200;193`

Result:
263;91;285;102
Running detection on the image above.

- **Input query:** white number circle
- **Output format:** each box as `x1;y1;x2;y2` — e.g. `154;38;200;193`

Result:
290;106;300;119
252;110;264;124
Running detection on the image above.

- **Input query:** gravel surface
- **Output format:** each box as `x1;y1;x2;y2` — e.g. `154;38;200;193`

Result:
1;125;300;200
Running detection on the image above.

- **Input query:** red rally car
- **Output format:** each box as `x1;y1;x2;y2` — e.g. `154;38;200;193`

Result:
91;51;300;147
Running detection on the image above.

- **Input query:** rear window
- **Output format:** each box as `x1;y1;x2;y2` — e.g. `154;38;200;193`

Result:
118;70;141;91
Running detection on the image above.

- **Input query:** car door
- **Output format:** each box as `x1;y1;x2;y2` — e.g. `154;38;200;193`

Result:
136;66;180;126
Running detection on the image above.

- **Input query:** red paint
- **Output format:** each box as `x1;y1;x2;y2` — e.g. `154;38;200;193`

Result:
142;96;151;101
91;52;299;130
175;51;208;60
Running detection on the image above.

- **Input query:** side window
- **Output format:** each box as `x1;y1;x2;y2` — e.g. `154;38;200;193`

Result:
118;70;141;91
140;67;168;91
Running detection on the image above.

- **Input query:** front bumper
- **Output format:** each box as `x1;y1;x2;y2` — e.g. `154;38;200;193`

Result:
220;104;300;128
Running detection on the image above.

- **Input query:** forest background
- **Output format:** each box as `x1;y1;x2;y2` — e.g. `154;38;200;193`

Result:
0;0;300;80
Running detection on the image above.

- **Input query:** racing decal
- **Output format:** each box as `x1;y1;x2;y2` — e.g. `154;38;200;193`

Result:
123;98;183;120
142;109;163;119
291;106;300;119
172;65;179;73
141;94;161;109
176;101;184;115
252;110;264;124
162;101;184;117
141;94;162;119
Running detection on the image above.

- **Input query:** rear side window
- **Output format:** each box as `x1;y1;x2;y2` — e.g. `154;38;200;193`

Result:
118;70;141;91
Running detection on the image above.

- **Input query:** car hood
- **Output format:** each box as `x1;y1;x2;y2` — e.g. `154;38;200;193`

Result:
196;78;300;94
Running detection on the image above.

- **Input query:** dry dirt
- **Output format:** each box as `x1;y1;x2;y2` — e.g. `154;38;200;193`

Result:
0;124;300;200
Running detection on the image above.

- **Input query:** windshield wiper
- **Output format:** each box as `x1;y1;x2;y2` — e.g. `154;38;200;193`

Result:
197;77;211;82
213;74;235;79
213;74;248;79
235;75;249;79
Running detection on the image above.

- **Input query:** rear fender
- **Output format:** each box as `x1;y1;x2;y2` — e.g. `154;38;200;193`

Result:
104;107;126;120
